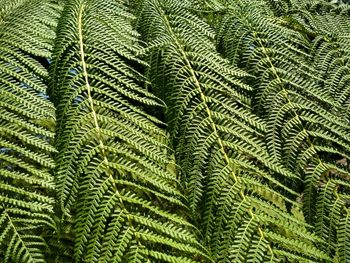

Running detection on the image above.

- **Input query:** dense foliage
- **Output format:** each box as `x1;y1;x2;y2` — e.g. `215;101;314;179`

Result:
0;0;349;262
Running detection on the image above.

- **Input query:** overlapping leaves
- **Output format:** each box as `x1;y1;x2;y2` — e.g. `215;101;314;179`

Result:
136;0;330;261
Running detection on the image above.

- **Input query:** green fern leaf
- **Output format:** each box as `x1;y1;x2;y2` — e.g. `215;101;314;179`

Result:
50;0;208;261
136;0;330;261
0;0;62;262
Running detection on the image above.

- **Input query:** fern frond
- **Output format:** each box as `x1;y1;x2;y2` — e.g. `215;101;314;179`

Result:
50;0;207;261
0;0;62;262
136;0;330;261
215;0;350;260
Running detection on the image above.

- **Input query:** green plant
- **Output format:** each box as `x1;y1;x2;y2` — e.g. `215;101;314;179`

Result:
0;1;60;261
0;0;349;262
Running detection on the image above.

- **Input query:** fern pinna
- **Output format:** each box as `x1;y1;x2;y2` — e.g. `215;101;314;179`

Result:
136;0;331;262
0;1;61;262
50;0;207;262
215;0;350;260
